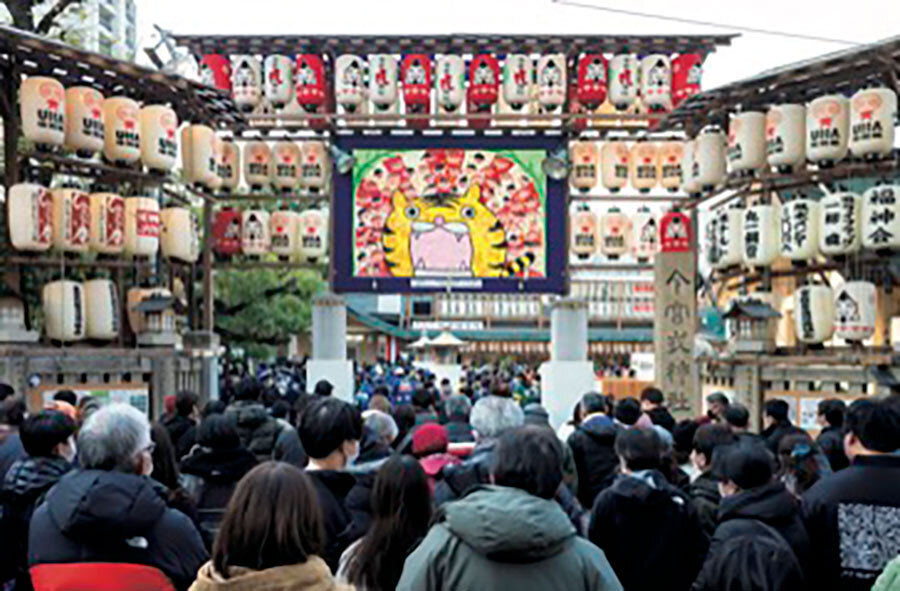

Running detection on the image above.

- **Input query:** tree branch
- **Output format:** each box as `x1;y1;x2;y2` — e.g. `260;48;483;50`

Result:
36;0;81;34
214;278;299;316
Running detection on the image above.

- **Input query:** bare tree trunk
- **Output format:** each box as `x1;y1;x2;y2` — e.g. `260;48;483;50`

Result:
5;0;35;31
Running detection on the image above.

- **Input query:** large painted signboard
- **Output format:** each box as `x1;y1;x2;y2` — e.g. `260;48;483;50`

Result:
332;136;566;293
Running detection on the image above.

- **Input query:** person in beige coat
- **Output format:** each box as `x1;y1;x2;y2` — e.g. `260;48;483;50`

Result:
190;461;353;591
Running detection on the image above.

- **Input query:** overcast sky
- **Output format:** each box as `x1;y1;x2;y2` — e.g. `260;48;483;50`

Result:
137;0;899;89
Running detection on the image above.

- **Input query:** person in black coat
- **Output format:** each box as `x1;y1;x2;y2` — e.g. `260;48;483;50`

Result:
687;423;738;537
641;387;676;433
761;399;806;454
162;391;199;460
568;393;620;507
589;428;708;591
345;411;397;534
815;398;849;471
28;404;206;591
802;398;900;591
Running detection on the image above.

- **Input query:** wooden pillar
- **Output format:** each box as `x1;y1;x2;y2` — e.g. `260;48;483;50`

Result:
201;199;214;331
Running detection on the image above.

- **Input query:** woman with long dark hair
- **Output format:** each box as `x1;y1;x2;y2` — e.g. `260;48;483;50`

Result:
338;455;431;590
150;422;200;526
191;461;351;590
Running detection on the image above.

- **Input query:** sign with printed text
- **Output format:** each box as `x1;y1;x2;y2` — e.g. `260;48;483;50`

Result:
654;248;697;412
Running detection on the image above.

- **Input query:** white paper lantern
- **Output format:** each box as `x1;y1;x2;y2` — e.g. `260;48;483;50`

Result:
88;192;125;254
834;281;876;342
536;54;566;111
272;141;302;190
241;209;270;255
728;111;766;175
231;55;262;112
124;197;159;256
694;128;727;190
742;203;781;267
8;183;52;252
600;141;629;192
102;97;140;164
435;55;465;112
807;94;850;165
640;54;671;110
335;54;367;112
263;54;294;109
243;141;272;189
600;208;631;259
780;199;820;261
849;87;897;159
298;209;328;262
160;207;199;262
632;208;658;262
51;188;91;253
658;141;684;192
43;280;85;342
139;105;178;173
64;86;104;156
715;206;744;268
819;191;861;255
503;54;533;110
569;141;599;191
608;54;640;110
84;278;119;340
219;141;241;191
368;54;398;111
766;104;806;173
300;141;329;192
706;216;720;268
570;207;598;259
794;284;835;344
270;210;300;257
681;140;702;195
181;125;222;190
629;142;659;192
21;76;65;147
862;184;900;250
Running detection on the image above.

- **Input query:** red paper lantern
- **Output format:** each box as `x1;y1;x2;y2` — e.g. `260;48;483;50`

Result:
401;54;432;113
660;210;693;253
199;55;231;92
212;207;242;256
295;54;326;113
672;54;703;108
468;54;500;111
576;54;608;110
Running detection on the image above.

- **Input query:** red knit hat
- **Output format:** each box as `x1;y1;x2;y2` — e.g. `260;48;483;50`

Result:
164;395;176;415
412;423;449;456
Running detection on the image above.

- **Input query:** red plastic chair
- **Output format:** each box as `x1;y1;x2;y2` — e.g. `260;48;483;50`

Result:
30;563;175;591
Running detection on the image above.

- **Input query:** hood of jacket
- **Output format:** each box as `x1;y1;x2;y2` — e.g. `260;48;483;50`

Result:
44;469;168;541
226;401;270;430
306;469;356;502
2;455;71;498
190;557;351;591
718;481;799;526
442;485;575;563
578;415;618;443
180;447;257;483
607;469;685;504
689;471;721;504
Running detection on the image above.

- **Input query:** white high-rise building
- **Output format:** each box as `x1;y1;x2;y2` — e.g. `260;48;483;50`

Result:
75;0;139;59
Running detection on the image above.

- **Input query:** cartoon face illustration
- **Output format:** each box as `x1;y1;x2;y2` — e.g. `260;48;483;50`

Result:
647;59;668;88
245;214;263;242
382;184;506;277
586;58;605;83
39;81;64;111
473;62;495;85
342;61;362;89
836;291;860;324
405;60;426;85
539;60;562;88
296;61;318;86
852;92;883;120
811;99;843;128
666;215;687;239
234;61;254;88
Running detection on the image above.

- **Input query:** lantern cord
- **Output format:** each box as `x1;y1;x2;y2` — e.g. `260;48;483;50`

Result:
550;0;863;46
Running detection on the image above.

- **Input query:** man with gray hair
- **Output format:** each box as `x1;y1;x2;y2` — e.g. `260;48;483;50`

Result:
28;404;207;590
346;410;399;534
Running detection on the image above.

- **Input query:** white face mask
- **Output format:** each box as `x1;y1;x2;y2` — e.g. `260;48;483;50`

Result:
60;436;77;463
343;441;359;467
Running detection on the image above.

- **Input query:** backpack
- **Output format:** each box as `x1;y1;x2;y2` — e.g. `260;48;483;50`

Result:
700;519;806;591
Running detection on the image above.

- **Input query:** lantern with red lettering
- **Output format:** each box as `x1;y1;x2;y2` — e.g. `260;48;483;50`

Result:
632;207;659;262
102;96;140;165
569;141;599;192
742;203;781;267
576;54;607;110
834;281;876;342
124;196;159;256
300;141;329;193
849;87;897;159
8;183;52;252
21;76;65;149
640;54;671;111
571;205;598;259
819;191;861;256
64;87;103;157
219;141;240;192
629;142;659;193
401;55;432;115
794;284;835;344
335;54;367;113
435;55;465;113
468;54;500;112
243;141;272;190
231;55;262;113
600;207;632;259
503;54;533;111
781;198;820;261
139;105;178;174
368;54;398;112
536;54;566;112
298;209;328;262
199;54;231;92
862;184;900;250
272;141;301;192
672;53;702;108
609;54;640;111
51;188;90;253
212;207;242;257
600;141;629;192
270;209;299;258
241;209;270;256
88;192;125;254
807;94;849;166
660;210;692;253
766;104;806;173
658;141;684;192
263;55;294;109
295;54;326;112
728;111;766;176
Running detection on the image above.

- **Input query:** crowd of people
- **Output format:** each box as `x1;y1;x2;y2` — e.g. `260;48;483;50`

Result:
2;374;900;590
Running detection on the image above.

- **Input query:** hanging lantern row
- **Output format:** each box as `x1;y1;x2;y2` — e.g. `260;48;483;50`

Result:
706;184;900;270
793;281;876;344
570;205;658;262
211;206;328;262
200;51;703;116
570;139;684;193
7;183;199;262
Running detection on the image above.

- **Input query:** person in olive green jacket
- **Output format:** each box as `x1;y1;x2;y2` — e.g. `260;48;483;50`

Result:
396;425;623;591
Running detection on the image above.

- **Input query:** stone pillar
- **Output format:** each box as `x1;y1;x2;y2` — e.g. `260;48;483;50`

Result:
307;293;354;401
540;298;596;430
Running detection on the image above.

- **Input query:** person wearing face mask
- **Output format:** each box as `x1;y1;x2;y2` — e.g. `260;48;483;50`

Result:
0;410;76;589
299;396;365;572
27;403;207;591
